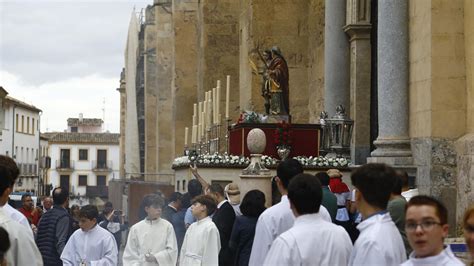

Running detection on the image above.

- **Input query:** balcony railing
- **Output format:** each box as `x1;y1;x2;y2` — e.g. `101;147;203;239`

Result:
56;160;74;171
86;185;108;198
18;163;38;176
92;160;112;172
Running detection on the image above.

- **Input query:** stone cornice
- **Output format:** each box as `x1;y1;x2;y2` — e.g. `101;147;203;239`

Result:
343;24;372;41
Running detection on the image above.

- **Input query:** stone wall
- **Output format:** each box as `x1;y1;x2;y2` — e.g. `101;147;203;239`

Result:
409;0;472;235
412;138;458;235
173;0;199;156
239;0;322;123
307;0;326;123
198;0;240;121
455;0;474;231
144;5;159;175
155;5;175;182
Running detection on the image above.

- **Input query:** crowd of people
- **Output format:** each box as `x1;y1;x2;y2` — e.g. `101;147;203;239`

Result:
0;153;474;265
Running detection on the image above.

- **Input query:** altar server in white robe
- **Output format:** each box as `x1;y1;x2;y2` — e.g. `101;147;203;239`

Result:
264;173;353;266
180;195;221;266
0;171;43;266
61;205;117;265
402;195;463;266
249;159;332;266
123;194;178;266
349;164;407;266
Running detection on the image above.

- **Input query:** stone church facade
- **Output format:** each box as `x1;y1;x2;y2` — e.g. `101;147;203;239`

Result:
118;0;473;233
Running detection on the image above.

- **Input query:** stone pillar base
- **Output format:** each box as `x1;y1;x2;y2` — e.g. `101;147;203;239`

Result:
239;174;273;208
455;133;474;232
368;137;413;165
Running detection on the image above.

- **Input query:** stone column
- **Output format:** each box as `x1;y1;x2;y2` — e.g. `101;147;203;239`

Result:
117;69;126;179
324;0;350;117
343;0;372;164
368;0;412;165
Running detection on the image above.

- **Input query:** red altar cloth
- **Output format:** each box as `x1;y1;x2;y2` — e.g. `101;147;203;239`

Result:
228;123;321;158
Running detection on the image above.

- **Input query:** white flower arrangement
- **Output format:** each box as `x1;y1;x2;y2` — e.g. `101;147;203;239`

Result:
173;153;350;168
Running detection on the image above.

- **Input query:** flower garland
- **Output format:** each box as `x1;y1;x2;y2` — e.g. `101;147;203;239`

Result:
273;121;292;146
172;153;349;168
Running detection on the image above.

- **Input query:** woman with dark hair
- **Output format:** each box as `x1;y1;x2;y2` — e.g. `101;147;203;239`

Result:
229;190;266;266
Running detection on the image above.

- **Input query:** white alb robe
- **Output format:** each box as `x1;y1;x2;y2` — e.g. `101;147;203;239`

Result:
123;218;178;266
349;213;407;266
0;208;43;266
249;195;332;266
180;216;221;266
401;246;464;266
2;203;33;235
61;224;117;266
264;213;353;266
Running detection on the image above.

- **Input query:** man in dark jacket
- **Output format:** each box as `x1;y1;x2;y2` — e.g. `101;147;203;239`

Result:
209;183;236;266
36;187;73;266
162;192;182;222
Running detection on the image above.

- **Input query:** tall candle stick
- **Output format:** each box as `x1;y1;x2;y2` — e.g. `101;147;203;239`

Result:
198;101;203;125
212;88;217;124
193;103;197;117
226;75;230;119
217;80;221;122
184;127;189;146
192;125;197;144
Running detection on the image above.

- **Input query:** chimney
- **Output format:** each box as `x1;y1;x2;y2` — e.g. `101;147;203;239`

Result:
79;113;83;122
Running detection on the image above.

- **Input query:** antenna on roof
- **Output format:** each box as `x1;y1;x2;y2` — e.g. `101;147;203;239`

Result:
102;98;106;132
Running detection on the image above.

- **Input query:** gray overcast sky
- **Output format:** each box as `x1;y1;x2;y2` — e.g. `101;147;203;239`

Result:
0;0;150;133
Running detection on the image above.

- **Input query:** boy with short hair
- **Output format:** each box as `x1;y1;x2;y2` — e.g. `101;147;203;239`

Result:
61;205;117;265
349;163;407;265
180;195;221;265
264;173;353;265
123;194;178;265
402;195;463;265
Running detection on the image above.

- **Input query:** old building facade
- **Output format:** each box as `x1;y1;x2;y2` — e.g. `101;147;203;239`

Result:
44;117;119;206
119;0;473;232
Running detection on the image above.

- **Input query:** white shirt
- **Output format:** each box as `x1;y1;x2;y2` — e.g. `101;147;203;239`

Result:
180;216;221;266
264;213;353;266
335;191;351;221
0;208;43;266
402;189;419;202
349;212;407;266
2;203;33;235
401;246;464;266
249;195;332;266
61;224;117;266
123;218;178;266
230;202;242;216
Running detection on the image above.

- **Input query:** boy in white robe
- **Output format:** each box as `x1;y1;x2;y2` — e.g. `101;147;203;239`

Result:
349;163;407;266
61;205;117;265
249;159;332;266
0;156;43;266
402;195;464;266
180;195;221;266
264;173;353;266
123;194;178;266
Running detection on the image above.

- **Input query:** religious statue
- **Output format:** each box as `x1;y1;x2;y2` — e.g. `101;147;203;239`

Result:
255;46;290;116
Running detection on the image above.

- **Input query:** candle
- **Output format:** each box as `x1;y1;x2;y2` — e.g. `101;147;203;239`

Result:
184;127;189;146
202;109;207;131
217;80;221;121
213;88;217;124
206;100;210;129
218;114;222;125
192;125;197;144
193;103;197;117
226;75;230;119
198;102;203;125
192;115;197;126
